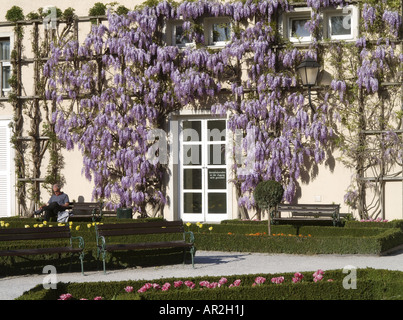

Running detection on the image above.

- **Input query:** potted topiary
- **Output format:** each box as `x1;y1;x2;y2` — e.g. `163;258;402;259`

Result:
253;180;284;235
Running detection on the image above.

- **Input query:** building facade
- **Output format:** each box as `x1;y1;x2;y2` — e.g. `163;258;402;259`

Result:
0;0;402;222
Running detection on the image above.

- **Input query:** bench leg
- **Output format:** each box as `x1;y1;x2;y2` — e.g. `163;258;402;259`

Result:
102;251;107;275
190;247;195;268
79;252;85;276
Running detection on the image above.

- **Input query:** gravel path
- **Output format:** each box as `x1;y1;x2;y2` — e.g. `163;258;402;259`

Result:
1;249;403;300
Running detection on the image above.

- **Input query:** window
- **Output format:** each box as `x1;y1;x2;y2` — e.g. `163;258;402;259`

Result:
282;9;313;43
0;39;11;96
324;6;358;41
281;6;358;43
172;23;193;48
212;22;231;44
289;17;311;41
205;18;231;47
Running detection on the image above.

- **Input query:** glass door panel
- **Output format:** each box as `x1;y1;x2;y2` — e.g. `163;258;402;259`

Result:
208;193;227;214
180;118;229;222
207;169;226;189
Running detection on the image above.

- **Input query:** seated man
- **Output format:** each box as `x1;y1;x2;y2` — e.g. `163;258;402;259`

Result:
34;184;70;221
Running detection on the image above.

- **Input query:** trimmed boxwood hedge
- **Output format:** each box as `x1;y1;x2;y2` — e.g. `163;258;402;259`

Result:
16;268;403;300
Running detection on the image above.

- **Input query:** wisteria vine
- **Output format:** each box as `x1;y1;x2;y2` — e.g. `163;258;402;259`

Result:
44;0;402;218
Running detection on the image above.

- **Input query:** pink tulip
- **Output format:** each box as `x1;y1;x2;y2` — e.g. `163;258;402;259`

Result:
184;281;195;289
292;272;304;283
174;281;183;288
199;280;210;287
271;276;284;284
137;286;147;293
93;296;103;300
124;286;134;293
255;276;266;285
59;293;73;300
313;269;324;277
219;277;228;286
233;279;241;287
294;272;304;280
162;283;171;291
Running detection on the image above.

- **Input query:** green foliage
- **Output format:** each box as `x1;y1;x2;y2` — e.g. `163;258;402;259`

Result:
89;2;107;16
62;7;76;22
253;180;284;210
5;6;24;22
26;12;40;20
115;5;129;15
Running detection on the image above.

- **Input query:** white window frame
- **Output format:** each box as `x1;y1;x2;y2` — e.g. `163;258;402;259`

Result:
323;6;358;41
0;33;13;97
165;20;194;48
281;8;313;43
171;20;195;48
205;17;232;47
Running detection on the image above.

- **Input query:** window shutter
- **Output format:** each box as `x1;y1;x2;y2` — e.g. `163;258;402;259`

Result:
0;121;11;217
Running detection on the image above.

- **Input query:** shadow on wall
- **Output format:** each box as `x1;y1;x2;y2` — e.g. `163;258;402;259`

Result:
295;145;337;202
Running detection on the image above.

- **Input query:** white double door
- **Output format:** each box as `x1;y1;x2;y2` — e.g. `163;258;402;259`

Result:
179;118;229;222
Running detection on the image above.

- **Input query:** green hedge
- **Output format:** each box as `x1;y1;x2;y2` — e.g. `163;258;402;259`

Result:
345;220;403;229
1;217;403;276
16;268;403;300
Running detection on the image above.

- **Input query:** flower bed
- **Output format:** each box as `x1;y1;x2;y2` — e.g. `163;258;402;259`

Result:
17;268;403;300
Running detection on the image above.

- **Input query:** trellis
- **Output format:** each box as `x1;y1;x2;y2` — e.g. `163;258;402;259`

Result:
0;15;108;216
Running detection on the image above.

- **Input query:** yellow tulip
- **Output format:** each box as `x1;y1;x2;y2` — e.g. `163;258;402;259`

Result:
208;226;213;231
4;223;9;228
39;224;43;228
43;221;47;226
186;222;191;227
75;226;80;231
69;221;73;226
33;224;38;228
87;223;92;229
24;225;30;228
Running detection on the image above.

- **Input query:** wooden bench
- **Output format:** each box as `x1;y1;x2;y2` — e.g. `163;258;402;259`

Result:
66;202;104;222
0;225;85;275
95;220;195;274
273;204;343;226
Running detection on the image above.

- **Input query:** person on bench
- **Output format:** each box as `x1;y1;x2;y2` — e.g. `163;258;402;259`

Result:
34;184;70;222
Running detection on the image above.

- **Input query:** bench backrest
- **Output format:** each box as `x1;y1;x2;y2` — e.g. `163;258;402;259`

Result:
97;220;185;238
69;202;102;212
277;204;339;213
0;226;71;242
